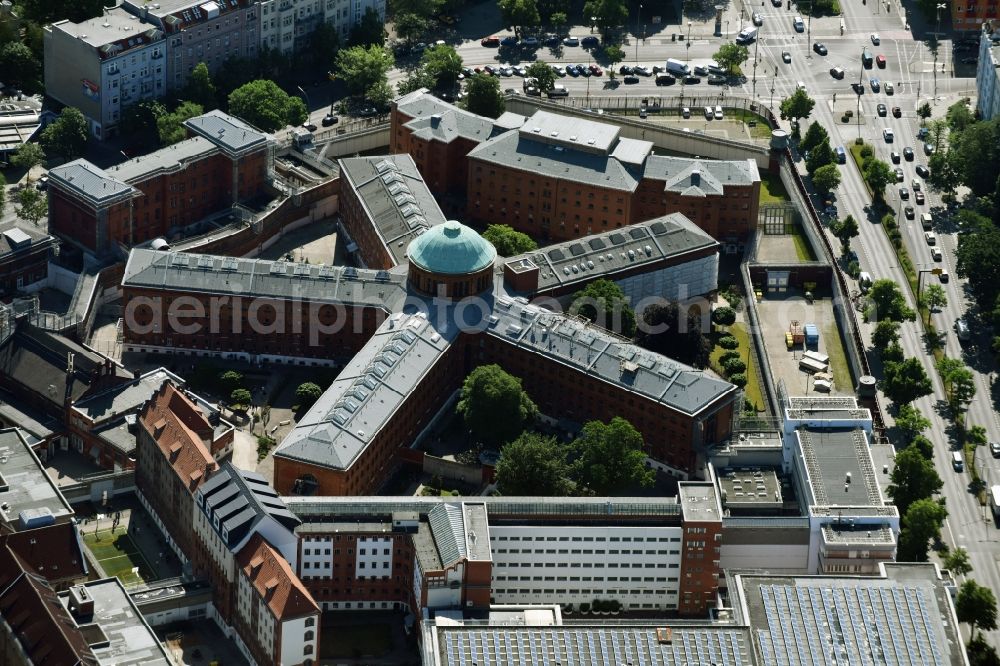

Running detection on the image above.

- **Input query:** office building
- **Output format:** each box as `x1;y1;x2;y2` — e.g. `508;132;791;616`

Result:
977;22;1000;120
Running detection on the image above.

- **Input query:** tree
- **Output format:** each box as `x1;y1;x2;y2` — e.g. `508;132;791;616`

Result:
638;302;711;368
397;69;435;95
499;0;541;37
713;42;748;75
944;546;974;577
830;215;859;254
395;13;429;43
391;0;443;18
897;498;948;562
862;158;895;201
549;11;568;32
0;42;40;93
895;404;931;441
956;580;999;636
366;79;395;109
571;417;654;495
967;633;1000;666
937;357;976;416
583;0;628;40
604;45;625;78
456;364;538;447
219;370;244;392
421;44;463;89
14;187;46;226
956;217;1000;309
888;447;943;516
11;142;45;177
805;141;834;174
120;100;167;150
812;163;841;194
947;100;975;131
921;283;947;323
482;224;538;256
349;6;387;46
295;382;323;409
336;44;395;96
917;102;932;122
909;434;934;459
227;80;307;132
464;73;505;118
495;432;574;496
967;425;988;448
868;279;915;322
800;122;830;153
39;107;88;159
570;278;636;337
712;306;736;326
525;60;557;93
156;101;203;146
872;319;900;351
929;117;949;153
948;117;1000;196
883;357;933;406
184;62;217;110
780;88;816;125
307;21;341;72
927;150;960;193
230;388;252;408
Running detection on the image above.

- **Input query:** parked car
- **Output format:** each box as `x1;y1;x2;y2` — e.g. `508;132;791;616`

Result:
694;64;709;76
991;441;1000;457
635;65;653;76
869;77;880;92
924;142;936;155
753;12;764;25
883;127;894;142
892;106;901;117
884;82;894;94
302;122;317;132
619;65;633;75
500;36;519;46
581;35;599;46
876;54;886;68
915;190;925;204
321;113;338;127
589;64;603;76
551;65;566;77
684;75;701;84
704;106;714;119
813;42;828;55
714;105;724;120
783;51;792;63
916;164;930;178
708;74;727;85
681;106;691;118
890;151;900;163
563;36;580;46
871;32;880;45
521;36;539;48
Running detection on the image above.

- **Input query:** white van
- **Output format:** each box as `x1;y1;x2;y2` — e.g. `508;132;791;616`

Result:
858;272;873;293
953;451;965;472
956;318;970;342
546;84;568;97
736;26;758;43
920;213;933;230
666;58;690;76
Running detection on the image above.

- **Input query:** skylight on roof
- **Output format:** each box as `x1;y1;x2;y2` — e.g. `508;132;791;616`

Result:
375;159;398;174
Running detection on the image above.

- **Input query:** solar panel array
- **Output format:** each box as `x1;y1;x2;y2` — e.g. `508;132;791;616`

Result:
441;627;750;666
756;585;946;666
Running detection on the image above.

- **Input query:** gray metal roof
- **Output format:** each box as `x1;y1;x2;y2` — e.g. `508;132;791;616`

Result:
428;503;465;566
821;523;895;545
49;159;138;208
183;109;270;157
122;249;408;310
463;503;491;561
48;7;163;50
106;137;217;184
518;110;622;155
396;89;500;143
467;130;641;192
786;396;871;421
504;213;718;292
0;222;53;260
338;155;447;266
197;462;299;551
0;428;73;527
94;417;138;455
644;155;760;193
58;578;171;666
494;111;527;131
795;428;883;507
72;368;182;423
437;625;754;666
485;296;736;416
678;482;722;522
273;311;455;471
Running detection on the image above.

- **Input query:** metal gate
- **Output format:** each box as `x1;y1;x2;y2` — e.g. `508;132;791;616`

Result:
760;203;799;235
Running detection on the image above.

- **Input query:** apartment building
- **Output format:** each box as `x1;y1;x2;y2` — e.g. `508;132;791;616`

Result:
0;223;58;300
0;428;75;532
44;7;167;139
259;0;383;51
977;22;1000;120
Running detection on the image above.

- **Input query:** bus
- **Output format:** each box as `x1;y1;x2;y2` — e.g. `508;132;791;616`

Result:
990;485;1000;520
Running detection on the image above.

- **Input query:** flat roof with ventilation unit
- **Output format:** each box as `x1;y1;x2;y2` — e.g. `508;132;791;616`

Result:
0;428;73;529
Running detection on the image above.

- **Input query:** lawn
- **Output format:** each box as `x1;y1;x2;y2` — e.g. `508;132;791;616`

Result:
323;622;392;658
82;529;155;587
823;322;853;392
727;108;774;139
790;227;817;261
759;172;791;204
709;323;765;412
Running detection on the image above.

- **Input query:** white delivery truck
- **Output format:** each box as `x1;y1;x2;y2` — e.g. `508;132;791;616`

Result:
990;485;1000;520
666;59;690;77
736;26;758;43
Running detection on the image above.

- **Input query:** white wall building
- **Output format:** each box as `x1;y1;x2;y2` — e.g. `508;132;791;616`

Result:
976;22;1000;120
259;0;384;53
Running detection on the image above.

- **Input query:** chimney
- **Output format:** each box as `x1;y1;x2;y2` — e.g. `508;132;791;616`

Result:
430;114;442;128
67;585;94;620
691;169;701;185
169;441;182;461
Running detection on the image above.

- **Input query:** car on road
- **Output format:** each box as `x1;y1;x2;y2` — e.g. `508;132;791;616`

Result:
939;270;950;282
704;106;714;119
656;73;676;85
892;106;901;117
623;75;640;84
869;77;880;92
903;146;914;160
321;114;338;127
635;65;653;76
895;167;905;181
714;105;724;120
924;231;937;244
563;36;579;46
916;164;930;178
684;75;701;84
543;34;561;46
694;64;709;76
521;36;539;48
884;81;894;94
852;81;865;94
793;16;804;31
899;186;910;200
681;106;691;118
924;142;935;155
890;151;900;163
708;74;727;85
876;54;887;68
877;103;887;116
590;64;603;76
796;81;807;91
991;441;1000;457
481;36;500;47
813;42;828;55
931;246;942;261
783;51;792;63
871;32;880;45
500;36;519;46
619;65;633;75
513;65;528;76
904;205;915;219
912;178;921;191
917;127;929;140
581;35;599;46
915;190;925;204
883;127;894;142
753;12;764;24
772;0;781;5
829;66;845;79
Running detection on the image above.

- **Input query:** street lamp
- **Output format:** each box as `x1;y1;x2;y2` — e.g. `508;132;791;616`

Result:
297;85;311;111
687;22;692;63
635;3;642;64
751;27;761;97
933;3;947;103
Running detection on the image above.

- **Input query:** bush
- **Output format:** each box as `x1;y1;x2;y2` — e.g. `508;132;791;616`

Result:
841;115;850;123
579;602;591;614
712;306;736;326
859;144;874;159
295;382;323;409
847;261;861;278
723;357;747;375
720;350;742;365
718;335;739;350
729;373;748;387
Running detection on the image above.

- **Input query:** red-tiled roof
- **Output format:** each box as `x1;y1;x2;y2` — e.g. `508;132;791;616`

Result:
236;534;319;621
140;383;217;492
3;522;88;583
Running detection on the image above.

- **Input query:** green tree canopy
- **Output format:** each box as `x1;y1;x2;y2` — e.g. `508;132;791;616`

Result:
482;224;538;256
956;219;1000;310
307;21;341;72
120;100;167;150
888;447;943;516
872;319;900;351
495;432;574;496
800;122;830;153
638;302;711;368
883;357;933;406
868;279;915;322
811;163;841;194
336;44;395;95
583;0;628;39
937;356;977;416
499;0;541;37
184;62;217;110
549;11;568;31
967;633;1000;666
397;69;435;95
0;172;6;217
948;118;1000;197
230;388;252;407
805;141;834;174
956;580;999;635
713;42;748;75
603;45;625;77
14;187;46;226
227;80;307;132
11;142;45;175
39;107;88;159
831;215;859;253
0;42;41;93
295;382;323;409
862;158;895;201
712;306;737;326
395;13;429;42
525;60;557;92
895;404;931;442
349;6;387;46
391;0;443;18
366;79;395;109
947;100;975;131
897;498;948;562
464;73;505;118
156;101;203;146
570;278;636;337
780;88;816;123
921;283;947;322
421;44;463;89
571;417;654;495
944;546;974;577
917;102;932;121
456;364;539;447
